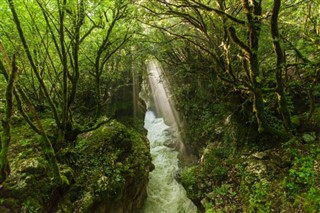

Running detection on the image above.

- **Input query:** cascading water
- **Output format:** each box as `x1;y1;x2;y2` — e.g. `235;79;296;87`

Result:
140;61;197;213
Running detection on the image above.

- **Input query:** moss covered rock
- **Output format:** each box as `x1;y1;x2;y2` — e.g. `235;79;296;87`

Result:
57;120;153;213
0;120;152;213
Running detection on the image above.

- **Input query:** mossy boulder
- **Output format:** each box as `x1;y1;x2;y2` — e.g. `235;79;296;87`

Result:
0;119;152;213
57;120;153;213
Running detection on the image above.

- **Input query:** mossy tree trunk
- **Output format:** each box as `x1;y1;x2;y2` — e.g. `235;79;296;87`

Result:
0;55;17;184
219;0;236;83
271;0;292;131
7;0;82;148
58;0;69;147
228;0;290;141
32;108;62;185
0;42;42;135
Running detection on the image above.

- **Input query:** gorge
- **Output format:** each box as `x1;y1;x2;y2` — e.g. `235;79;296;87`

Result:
140;61;197;213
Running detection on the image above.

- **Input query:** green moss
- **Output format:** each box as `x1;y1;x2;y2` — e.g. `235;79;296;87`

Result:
180;166;200;200
21;198;42;213
1;117;152;212
300;187;320;211
61;120;152;211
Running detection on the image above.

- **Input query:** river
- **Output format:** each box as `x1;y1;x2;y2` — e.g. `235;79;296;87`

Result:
140;110;197;213
139;60;197;213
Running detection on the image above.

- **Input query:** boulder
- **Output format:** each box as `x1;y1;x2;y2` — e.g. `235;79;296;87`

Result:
0;120;152;213
58;120;153;213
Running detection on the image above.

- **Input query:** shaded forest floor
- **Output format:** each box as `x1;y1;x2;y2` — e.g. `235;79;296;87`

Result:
179;99;320;212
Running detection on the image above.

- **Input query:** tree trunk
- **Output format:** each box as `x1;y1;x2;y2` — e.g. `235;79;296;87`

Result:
95;75;102;118
271;0;292;130
228;0;291;141
58;0;69;147
0;56;17;184
33;114;62;185
243;0;268;132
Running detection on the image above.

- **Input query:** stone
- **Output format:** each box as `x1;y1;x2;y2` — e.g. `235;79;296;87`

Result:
56;120;153;213
2;120;152;213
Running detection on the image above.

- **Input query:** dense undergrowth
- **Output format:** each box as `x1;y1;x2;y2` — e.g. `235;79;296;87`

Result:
171;77;320;212
152;43;320;212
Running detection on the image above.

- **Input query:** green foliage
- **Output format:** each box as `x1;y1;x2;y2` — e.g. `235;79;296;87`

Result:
312;84;320;98
1;0;320;211
180;166;200;200
247;181;272;213
286;156;315;193
201;148;230;185
0;0;142;185
291;156;314;184
204;184;238;212
139;0;320;212
21;199;42;213
291;115;301;128
181;166;198;187
281;139;320;211
300;187;320;211
309;107;320;123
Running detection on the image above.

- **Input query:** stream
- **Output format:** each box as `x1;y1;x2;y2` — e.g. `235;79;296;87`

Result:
139;60;197;213
140;110;197;213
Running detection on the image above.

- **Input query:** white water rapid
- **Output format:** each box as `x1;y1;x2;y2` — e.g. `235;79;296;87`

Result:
140;111;197;213
140;60;197;213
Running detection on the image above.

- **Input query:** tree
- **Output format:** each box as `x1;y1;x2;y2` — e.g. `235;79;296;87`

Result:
138;0;294;140
89;0;134;117
0;54;17;184
270;0;292;130
0;0;137;182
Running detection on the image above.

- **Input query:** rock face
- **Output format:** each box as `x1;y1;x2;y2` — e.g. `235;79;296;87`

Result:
0;120;153;213
86;176;149;213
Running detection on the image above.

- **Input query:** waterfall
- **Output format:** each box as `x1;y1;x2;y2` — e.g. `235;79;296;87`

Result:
140;61;197;213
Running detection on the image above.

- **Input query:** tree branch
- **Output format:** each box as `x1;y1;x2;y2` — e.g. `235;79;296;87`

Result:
189;0;246;25
228;27;251;53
